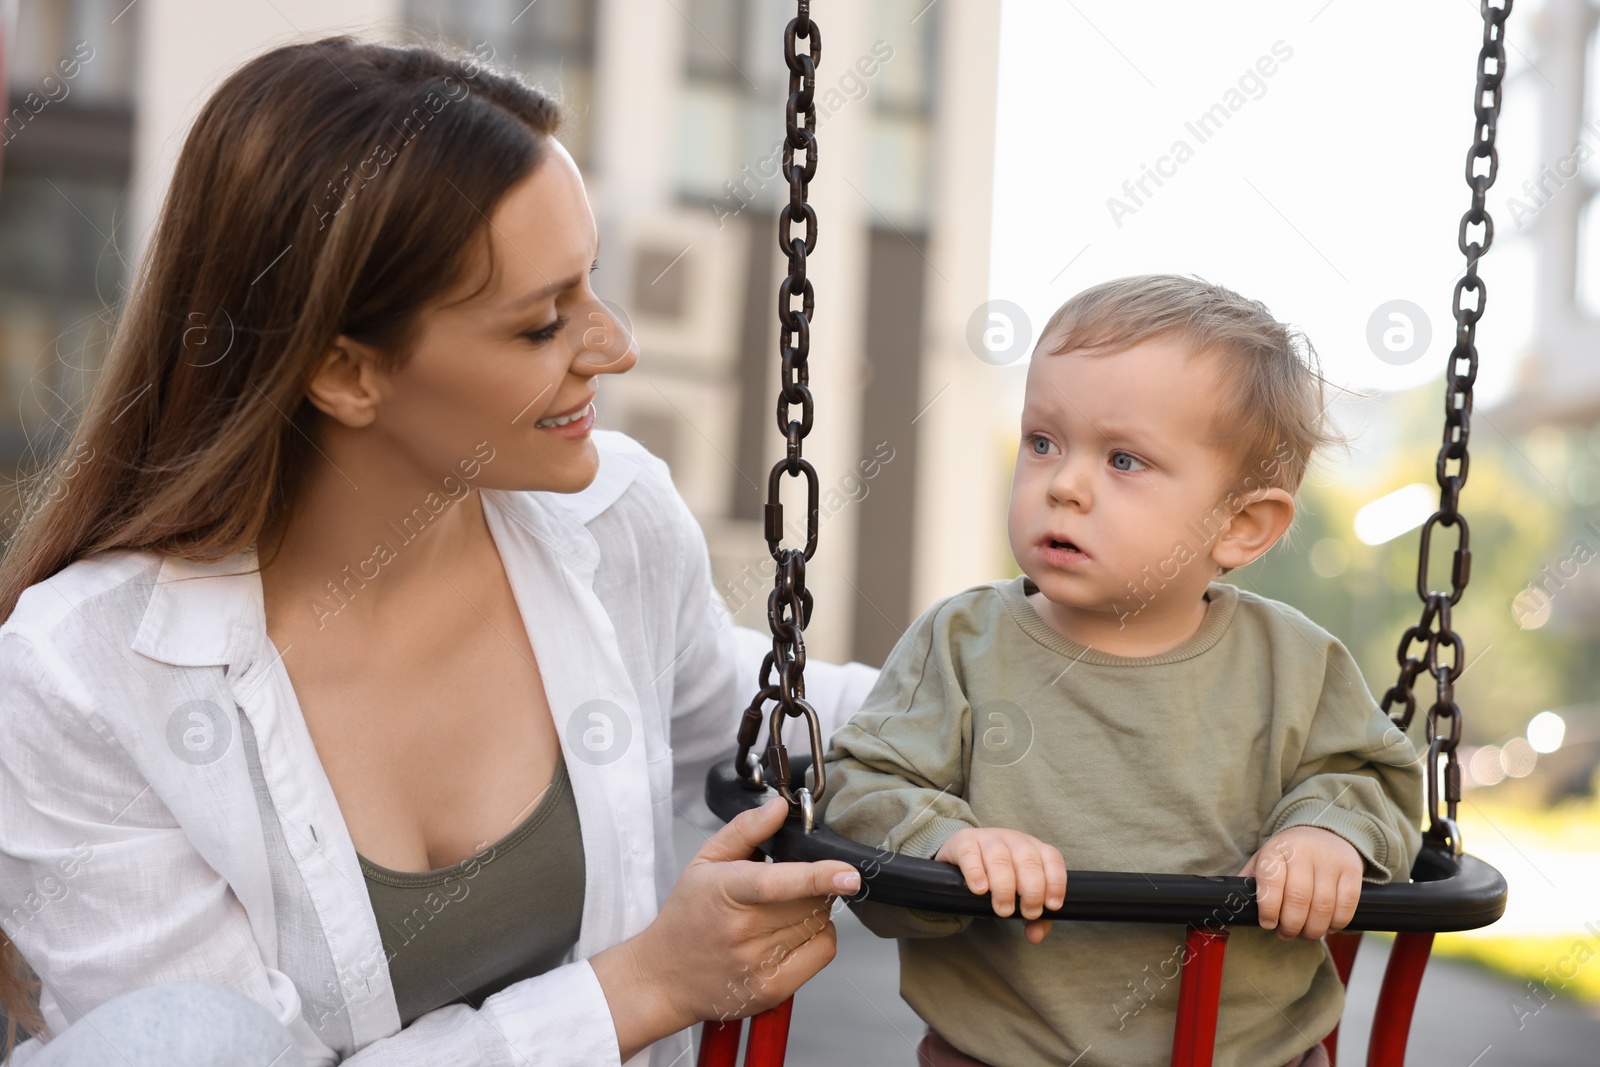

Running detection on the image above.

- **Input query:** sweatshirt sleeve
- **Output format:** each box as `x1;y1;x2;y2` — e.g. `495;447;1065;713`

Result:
1261;634;1425;885
817;600;979;939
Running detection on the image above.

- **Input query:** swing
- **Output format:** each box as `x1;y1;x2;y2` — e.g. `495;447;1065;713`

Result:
699;3;1511;1065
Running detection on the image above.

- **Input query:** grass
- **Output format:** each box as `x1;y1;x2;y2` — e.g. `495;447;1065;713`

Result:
1432;933;1600;1006
1425;789;1600;1005
1457;786;1600;852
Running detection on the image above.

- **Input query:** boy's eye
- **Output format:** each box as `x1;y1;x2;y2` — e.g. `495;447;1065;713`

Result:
1028;434;1056;455
1110;450;1147;472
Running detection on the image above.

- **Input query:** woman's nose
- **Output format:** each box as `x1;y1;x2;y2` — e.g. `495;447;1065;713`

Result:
570;298;638;376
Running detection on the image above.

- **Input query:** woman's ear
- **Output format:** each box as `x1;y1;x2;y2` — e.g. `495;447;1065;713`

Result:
305;336;385;428
1210;487;1296;572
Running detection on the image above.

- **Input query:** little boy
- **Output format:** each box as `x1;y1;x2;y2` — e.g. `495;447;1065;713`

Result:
817;275;1424;1067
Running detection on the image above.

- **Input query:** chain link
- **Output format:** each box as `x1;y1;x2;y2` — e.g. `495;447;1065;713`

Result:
734;0;825;818
1379;0;1511;858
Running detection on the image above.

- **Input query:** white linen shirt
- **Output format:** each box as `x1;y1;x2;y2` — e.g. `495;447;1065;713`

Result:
0;430;878;1067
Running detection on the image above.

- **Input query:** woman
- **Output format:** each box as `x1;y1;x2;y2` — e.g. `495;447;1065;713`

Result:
0;35;874;1066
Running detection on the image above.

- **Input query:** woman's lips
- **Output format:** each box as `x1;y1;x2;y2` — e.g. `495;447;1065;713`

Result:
536;402;595;439
535;393;595;426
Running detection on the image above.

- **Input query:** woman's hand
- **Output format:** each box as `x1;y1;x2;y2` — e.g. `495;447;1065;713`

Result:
588;795;861;1060
934;827;1066;945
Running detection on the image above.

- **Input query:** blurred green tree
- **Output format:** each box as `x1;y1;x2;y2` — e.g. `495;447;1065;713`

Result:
1237;382;1596;760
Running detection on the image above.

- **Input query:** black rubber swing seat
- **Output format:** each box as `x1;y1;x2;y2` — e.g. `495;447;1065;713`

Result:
705;759;1508;933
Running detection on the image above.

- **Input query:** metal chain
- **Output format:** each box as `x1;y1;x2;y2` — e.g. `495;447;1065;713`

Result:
1378;0;1511;858
733;0;826;824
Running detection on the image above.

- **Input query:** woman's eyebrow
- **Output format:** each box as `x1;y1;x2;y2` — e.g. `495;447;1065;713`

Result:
502;238;602;311
503;273;584;311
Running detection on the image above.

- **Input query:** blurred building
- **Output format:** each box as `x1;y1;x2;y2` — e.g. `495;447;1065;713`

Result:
0;0;1005;667
0;0;137;515
1492;0;1600;633
1499;0;1600;428
1485;0;1600;789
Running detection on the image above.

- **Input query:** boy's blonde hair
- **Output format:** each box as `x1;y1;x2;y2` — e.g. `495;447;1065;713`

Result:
1036;274;1341;497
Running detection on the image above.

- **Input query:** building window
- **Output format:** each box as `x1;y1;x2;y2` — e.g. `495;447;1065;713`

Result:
684;0;748;84
864;0;937;230
674;0;791;213
0;0;137;496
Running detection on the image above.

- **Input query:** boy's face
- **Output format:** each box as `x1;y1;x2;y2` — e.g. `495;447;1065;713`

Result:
1007;334;1241;627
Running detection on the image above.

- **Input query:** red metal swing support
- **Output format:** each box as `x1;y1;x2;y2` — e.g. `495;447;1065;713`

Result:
697;928;1435;1067
1162;927;1437;1067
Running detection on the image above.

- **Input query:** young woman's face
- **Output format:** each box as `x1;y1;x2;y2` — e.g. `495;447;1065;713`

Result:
366;138;637;495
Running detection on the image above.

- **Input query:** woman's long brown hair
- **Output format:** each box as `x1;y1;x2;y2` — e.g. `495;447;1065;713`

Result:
0;34;561;1053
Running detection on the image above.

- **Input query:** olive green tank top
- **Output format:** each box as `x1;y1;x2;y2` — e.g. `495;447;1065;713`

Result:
358;753;586;1026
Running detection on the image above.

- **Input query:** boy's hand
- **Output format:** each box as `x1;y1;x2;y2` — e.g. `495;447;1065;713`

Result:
1239;826;1364;941
934;827;1067;945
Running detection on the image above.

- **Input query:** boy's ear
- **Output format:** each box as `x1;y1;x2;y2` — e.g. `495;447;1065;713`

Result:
1209;488;1295;572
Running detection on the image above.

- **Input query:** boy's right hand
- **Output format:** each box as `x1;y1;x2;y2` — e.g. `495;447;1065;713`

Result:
934;827;1067;944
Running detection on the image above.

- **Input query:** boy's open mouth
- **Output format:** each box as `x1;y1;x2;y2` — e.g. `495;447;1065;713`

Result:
1044;537;1086;556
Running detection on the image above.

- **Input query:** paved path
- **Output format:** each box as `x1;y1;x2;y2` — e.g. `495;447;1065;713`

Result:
673;816;1600;1066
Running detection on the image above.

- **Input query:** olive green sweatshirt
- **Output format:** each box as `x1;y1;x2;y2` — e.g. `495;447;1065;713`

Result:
818;575;1424;1067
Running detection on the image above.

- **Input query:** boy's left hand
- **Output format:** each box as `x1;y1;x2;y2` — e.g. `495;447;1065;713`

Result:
1238;826;1364;941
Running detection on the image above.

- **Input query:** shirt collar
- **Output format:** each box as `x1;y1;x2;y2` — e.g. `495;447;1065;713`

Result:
130;547;265;670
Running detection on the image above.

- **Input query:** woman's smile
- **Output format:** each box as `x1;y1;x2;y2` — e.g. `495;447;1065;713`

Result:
535;388;598;437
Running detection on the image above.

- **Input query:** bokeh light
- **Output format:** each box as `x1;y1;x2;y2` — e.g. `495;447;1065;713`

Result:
1501;737;1538;779
1527;710;1567;754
